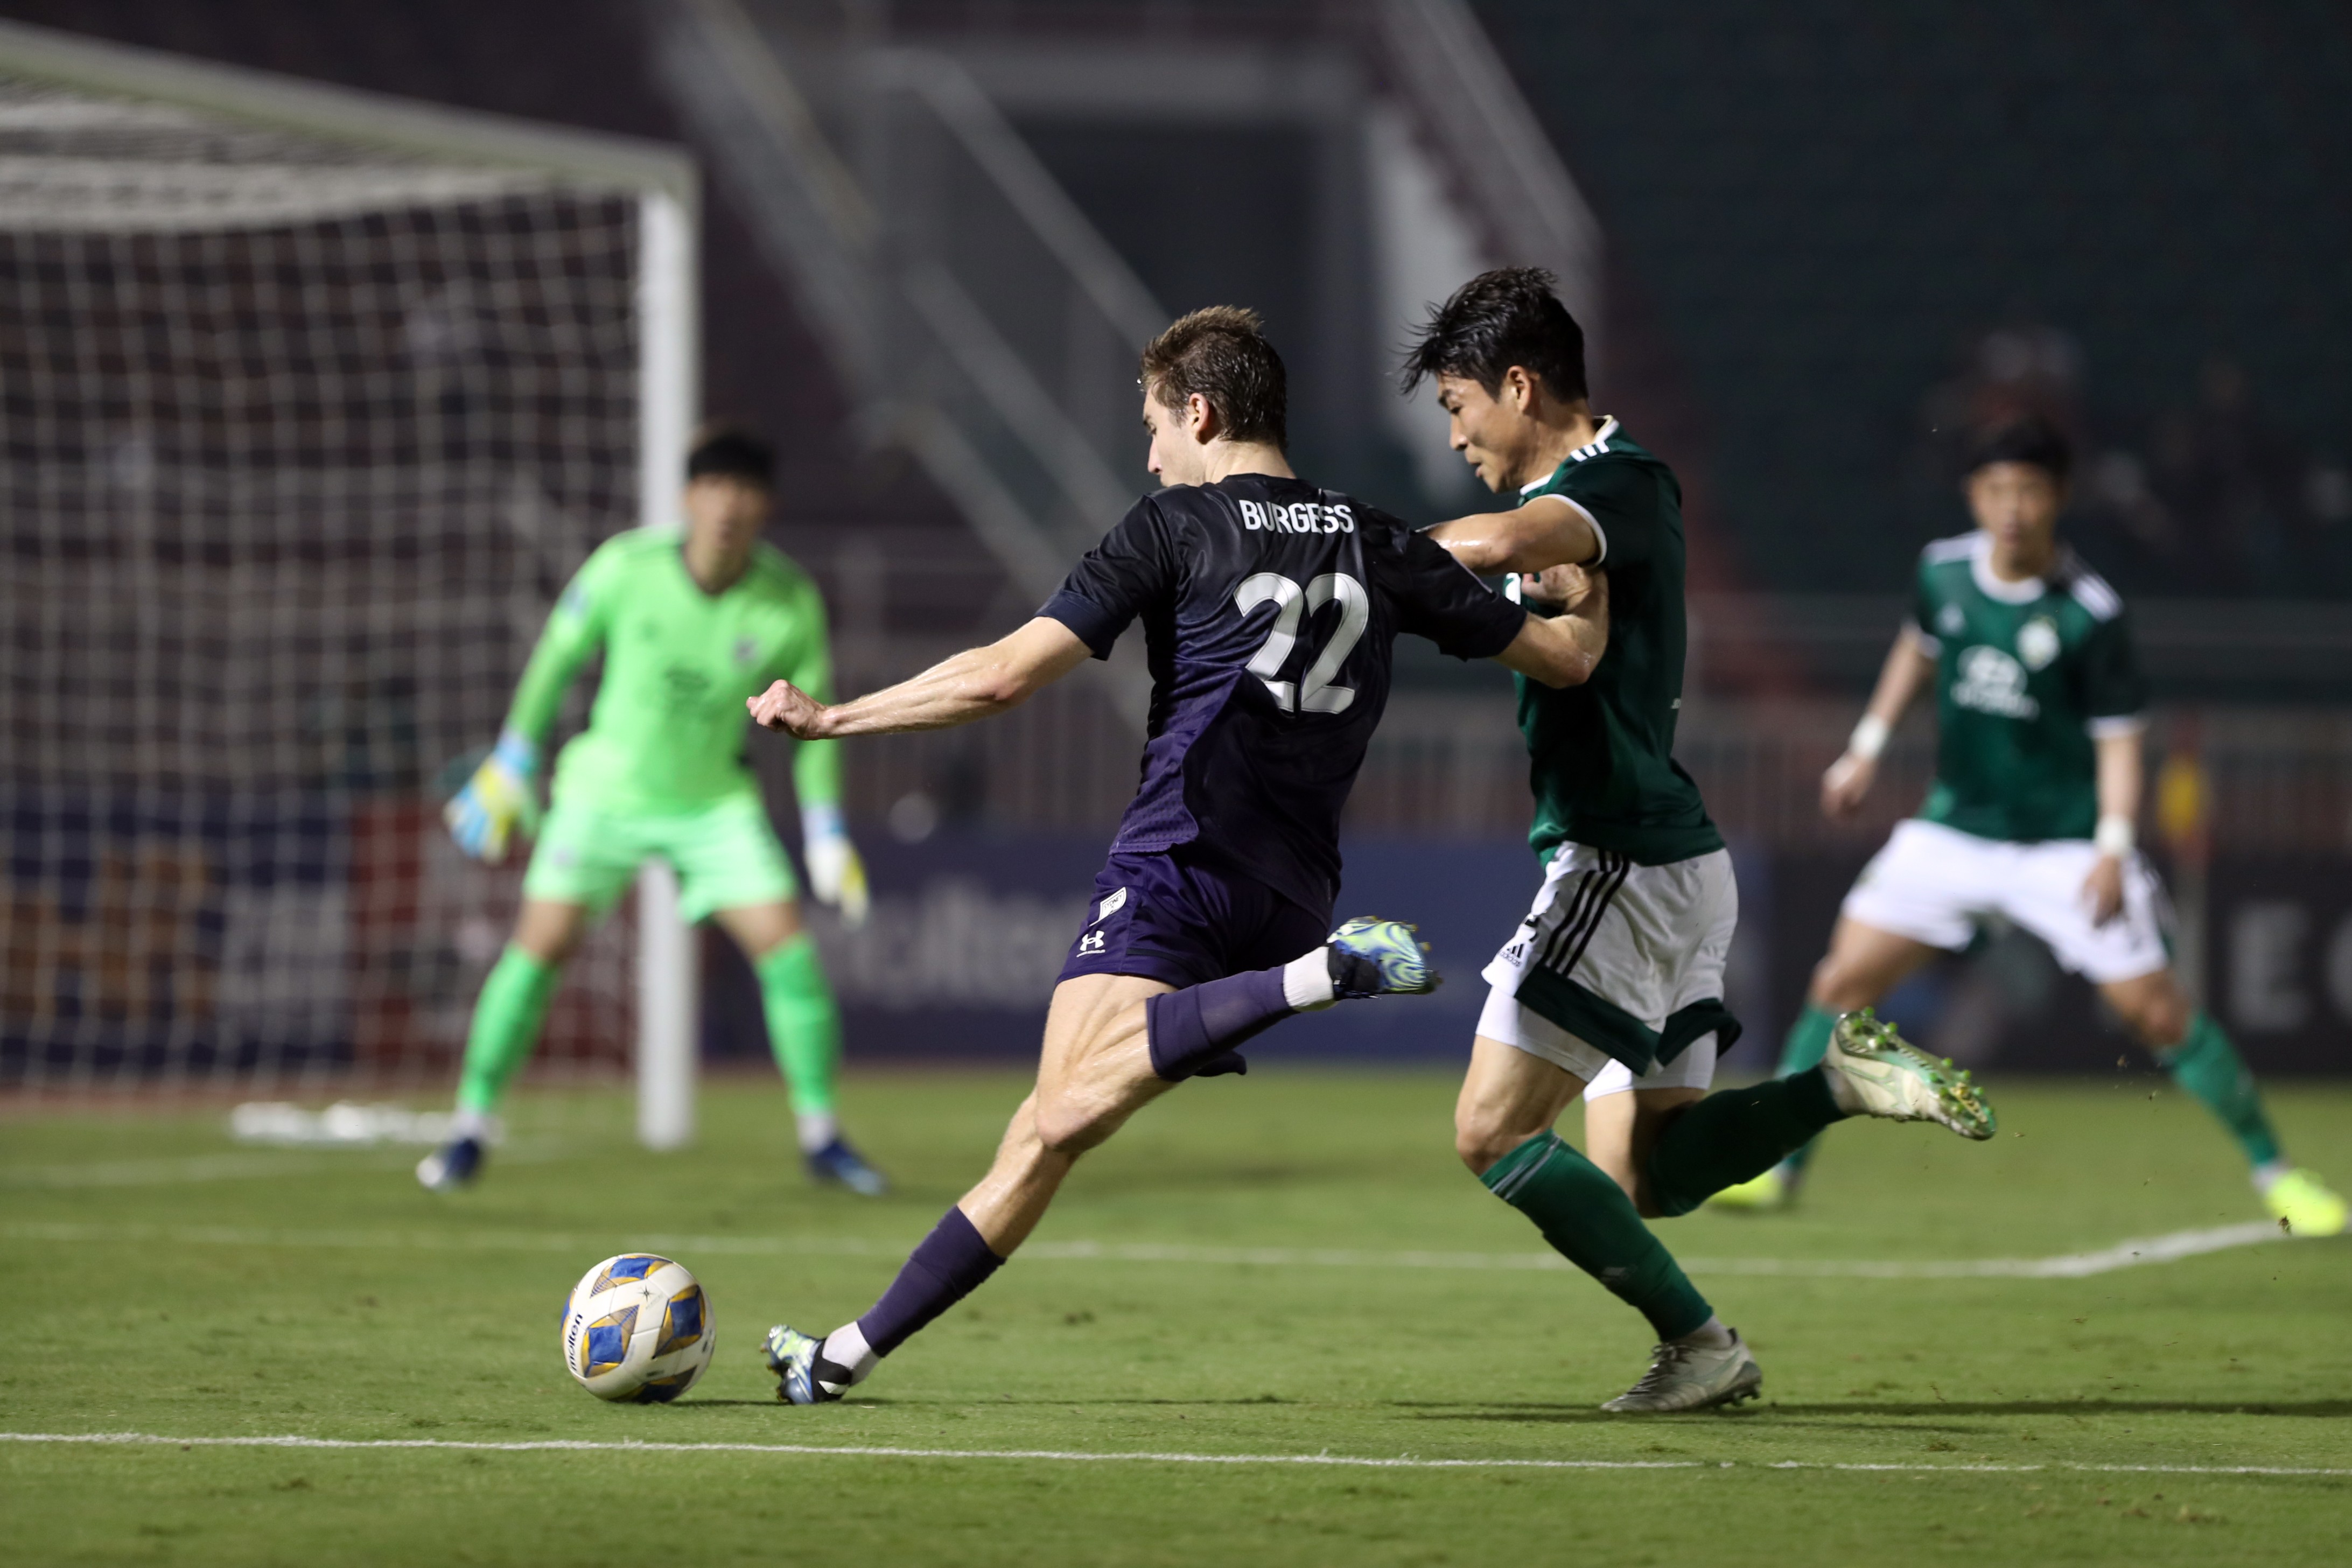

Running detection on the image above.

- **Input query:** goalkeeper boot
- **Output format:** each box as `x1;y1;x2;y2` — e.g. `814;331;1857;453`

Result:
415;1135;484;1193
763;1324;853;1405
1822;1010;1997;1140
1601;1329;1763;1413
1327;917;1441;998
1707;1166;1792;1213
806;1136;890;1198
2263;1168;2348;1237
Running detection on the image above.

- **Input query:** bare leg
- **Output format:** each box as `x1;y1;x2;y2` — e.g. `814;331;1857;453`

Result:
1454;1034;1589;1174
510;897;593;965
1808;915;1941;1012
958;972;1175;1254
1584;1086;1706;1217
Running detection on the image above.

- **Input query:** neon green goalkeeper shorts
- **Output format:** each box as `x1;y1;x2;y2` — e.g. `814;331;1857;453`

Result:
521;788;798;921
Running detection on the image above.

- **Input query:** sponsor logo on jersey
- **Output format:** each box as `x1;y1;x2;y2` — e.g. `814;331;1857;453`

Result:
732;635;760;667
2016;615;2060;671
1952;645;2040;719
1091;886;1128;925
1239;499;1354;535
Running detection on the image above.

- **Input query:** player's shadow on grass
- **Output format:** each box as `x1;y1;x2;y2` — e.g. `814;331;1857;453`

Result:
1762;1398;2352;1419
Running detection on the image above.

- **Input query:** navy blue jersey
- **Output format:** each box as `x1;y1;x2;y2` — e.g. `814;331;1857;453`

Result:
1040;474;1526;915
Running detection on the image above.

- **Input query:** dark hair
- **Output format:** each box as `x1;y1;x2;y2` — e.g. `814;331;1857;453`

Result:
1138;305;1287;449
1400;267;1588;402
685;423;776;488
1966;415;2071;484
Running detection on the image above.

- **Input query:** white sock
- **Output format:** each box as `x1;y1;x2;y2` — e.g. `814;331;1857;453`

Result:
1821;1060;1864;1115
2252;1159;2293;1194
795;1110;839;1154
1674;1315;1736;1351
820;1321;877;1385
451;1107;495;1142
1282;948;1336;1012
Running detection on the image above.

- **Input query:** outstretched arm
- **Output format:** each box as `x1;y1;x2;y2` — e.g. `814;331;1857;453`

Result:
446;568;606;863
750;617;1093;740
1821;626;1937;818
1492;564;1608;689
1429;495;1599;576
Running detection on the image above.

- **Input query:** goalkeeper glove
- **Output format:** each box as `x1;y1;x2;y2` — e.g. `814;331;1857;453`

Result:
800;803;870;928
444;729;542;864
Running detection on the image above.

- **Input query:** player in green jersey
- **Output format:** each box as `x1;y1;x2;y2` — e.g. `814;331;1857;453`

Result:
416;427;889;1197
1711;416;2344;1236
1410;270;1998;1412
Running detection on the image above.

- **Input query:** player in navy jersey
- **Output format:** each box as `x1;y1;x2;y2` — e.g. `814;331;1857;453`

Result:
741;306;1606;1403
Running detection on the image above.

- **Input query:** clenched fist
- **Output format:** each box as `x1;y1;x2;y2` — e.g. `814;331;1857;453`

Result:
748;678;828;738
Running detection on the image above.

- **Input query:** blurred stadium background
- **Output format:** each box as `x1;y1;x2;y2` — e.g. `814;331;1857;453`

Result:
4;0;2348;1117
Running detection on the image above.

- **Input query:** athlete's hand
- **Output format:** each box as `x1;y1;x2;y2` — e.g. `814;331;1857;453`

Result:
444;729;541;864
749;678;829;738
1519;563;1604;615
800;806;870;928
2081;853;2126;926
1820;751;1877;819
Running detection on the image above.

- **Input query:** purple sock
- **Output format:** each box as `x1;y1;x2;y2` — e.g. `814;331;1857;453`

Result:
1145;966;1295;1081
856;1206;1005;1357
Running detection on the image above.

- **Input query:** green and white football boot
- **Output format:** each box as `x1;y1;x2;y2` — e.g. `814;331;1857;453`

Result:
1326;916;1440;998
1601;1331;1763;1413
1822;1009;1997;1140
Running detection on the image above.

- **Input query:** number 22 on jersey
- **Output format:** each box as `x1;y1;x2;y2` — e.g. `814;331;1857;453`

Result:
1234;571;1369;715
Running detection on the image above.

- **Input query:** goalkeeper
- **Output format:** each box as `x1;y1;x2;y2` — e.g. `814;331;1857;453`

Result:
417;426;887;1196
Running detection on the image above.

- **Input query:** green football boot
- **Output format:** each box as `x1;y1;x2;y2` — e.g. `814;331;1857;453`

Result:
1706;1165;1792;1213
1326;916;1440;998
1822;1009;1997;1140
2264;1169;2348;1237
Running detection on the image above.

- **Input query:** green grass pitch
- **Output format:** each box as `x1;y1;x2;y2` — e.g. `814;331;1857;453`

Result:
5;1068;2348;1565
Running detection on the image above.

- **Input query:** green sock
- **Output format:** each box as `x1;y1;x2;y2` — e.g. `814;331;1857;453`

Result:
2155;1012;2282;1170
1647;1069;1848;1216
456;946;559;1116
1771;1004;1840;1179
1481;1132;1714;1341
754;934;841;1119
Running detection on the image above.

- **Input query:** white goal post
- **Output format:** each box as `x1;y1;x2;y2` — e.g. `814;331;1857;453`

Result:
0;20;702;1147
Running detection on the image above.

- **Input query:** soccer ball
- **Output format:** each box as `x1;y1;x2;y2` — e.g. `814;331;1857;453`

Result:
561;1254;715;1403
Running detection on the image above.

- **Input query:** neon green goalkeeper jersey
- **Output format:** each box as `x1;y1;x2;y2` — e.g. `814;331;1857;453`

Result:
1910;531;2147;843
1513;418;1724;868
504;527;841;811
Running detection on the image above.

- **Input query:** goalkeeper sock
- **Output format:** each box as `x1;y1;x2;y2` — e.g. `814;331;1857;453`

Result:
1769;1003;1840;1179
454;946;559;1118
755;934;843;1152
1481;1131;1714;1342
1646;1068;1849;1217
2155;1012;2283;1171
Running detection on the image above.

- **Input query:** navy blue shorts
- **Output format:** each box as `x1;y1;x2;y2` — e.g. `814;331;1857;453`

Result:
1057;848;1332;990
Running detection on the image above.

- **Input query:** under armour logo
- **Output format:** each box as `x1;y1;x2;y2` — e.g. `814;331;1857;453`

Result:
1076;930;1108;955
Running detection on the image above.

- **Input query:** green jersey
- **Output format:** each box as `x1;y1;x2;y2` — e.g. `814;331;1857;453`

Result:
1910;532;2146;843
1514;419;1723;867
504;527;841;811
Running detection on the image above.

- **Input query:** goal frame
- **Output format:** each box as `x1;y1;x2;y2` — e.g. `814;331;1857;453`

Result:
0;19;704;1149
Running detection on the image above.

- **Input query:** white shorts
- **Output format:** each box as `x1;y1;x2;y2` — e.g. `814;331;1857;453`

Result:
1478;844;1739;1098
1842;818;2170;983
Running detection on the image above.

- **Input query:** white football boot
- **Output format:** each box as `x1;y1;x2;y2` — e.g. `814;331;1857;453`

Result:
1601;1331;1763;1413
1821;1010;1997;1140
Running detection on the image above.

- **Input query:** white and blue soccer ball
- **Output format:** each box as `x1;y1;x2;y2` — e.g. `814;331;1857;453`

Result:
561;1254;715;1403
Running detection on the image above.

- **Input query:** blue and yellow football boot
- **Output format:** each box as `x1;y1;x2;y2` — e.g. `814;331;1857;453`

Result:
762;1324;850;1405
1327;916;1441;997
414;1135;484;1192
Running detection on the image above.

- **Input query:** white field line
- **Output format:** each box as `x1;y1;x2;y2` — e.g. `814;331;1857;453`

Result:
0;1218;2302;1280
1;1432;2346;1478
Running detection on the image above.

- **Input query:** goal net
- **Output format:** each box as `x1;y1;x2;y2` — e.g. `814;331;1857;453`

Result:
0;29;698;1128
